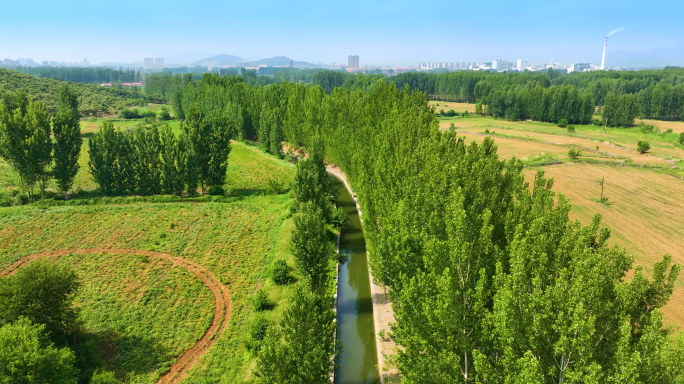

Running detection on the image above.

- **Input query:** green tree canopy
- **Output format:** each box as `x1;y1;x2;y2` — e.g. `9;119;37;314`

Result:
0;261;80;338
255;283;337;384
0;318;78;384
52;84;82;200
290;202;336;293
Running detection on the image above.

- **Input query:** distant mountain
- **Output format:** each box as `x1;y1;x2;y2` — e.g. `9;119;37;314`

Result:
251;56;320;68
190;54;244;66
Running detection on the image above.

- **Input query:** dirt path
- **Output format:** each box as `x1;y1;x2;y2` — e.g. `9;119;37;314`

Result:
0;248;232;384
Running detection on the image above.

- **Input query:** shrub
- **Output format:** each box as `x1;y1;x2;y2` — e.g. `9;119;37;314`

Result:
119;108;142;119
475;101;483;115
208;185;225;196
158;106;172;121
567;125;575;133
331;206;349;229
665;128;673;134
592;118;603;126
639;123;655;134
447;110;456;117
270;260;291;285
463;110;469;116
246;316;270;354
637;141;650;154
91;370;118;384
679;132;684;145
267;179;284;195
250;317;269;341
0;193;12;207
120;108;156;120
253;289;269;312
439;109;445;116
558;119;568;128
568;149;581;159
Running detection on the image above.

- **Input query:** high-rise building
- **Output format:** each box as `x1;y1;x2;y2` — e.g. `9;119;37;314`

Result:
3;59;12;66
348;55;359;68
491;59;505;70
516;59;529;72
81;58;90;67
154;58;164;70
569;63;591;73
144;58;154;70
492;59;515;71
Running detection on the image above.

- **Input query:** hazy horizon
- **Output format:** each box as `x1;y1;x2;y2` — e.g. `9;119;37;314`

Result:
1;0;683;68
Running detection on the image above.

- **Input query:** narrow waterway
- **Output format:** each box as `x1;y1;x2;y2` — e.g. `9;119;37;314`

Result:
333;178;380;384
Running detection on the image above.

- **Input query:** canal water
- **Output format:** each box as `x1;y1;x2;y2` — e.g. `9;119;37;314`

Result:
333;178;380;384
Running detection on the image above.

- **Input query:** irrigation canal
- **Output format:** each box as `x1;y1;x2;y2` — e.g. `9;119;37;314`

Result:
333;179;381;384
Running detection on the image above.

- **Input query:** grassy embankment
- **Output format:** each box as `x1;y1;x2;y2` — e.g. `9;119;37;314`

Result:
0;136;298;382
437;109;684;327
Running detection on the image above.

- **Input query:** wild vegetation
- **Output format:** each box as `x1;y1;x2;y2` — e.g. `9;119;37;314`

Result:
0;152;297;383
0;68;157;114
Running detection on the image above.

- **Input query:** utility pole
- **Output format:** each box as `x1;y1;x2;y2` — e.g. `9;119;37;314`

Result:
604;118;608;134
290;59;294;83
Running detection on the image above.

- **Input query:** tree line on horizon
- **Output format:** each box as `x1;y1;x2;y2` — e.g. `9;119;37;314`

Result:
15;66;142;84
144;67;684;126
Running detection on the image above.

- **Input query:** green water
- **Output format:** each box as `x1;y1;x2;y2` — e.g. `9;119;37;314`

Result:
334;179;380;384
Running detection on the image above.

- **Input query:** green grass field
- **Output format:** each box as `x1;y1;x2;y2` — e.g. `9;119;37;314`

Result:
0;136;299;383
1;114;294;198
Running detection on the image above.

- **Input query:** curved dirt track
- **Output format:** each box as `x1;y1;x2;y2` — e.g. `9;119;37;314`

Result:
0;248;231;384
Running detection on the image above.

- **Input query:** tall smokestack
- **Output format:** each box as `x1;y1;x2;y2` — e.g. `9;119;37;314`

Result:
601;37;607;70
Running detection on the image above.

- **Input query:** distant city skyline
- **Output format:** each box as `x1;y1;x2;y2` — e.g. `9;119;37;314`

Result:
1;0;683;68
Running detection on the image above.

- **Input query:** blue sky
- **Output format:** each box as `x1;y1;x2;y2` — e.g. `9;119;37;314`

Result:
1;0;683;67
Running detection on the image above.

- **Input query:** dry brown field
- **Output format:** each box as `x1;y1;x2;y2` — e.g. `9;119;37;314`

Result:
636;119;684;133
428;101;476;113
522;163;684;327
438;113;684;328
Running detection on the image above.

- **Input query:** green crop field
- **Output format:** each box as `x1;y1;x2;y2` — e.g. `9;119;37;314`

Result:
0;137;299;383
438;109;684;328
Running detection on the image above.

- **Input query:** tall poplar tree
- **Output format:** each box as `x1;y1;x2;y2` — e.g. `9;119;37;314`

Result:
0;92;51;199
182;102;232;194
255;283;337;384
88;120;118;195
52;84;82;200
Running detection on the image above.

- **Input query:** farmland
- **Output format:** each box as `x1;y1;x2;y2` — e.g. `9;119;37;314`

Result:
0;131;298;382
437;107;684;327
